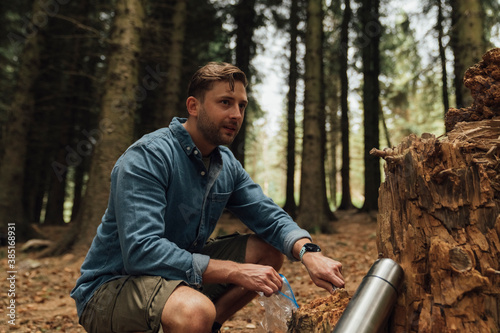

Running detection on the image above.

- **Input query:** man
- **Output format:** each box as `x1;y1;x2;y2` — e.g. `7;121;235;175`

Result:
71;62;344;333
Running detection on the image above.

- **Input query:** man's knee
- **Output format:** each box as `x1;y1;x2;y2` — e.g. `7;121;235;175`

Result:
161;285;216;332
246;235;284;270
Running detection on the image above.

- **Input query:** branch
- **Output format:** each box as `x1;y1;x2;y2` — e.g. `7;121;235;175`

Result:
53;14;105;40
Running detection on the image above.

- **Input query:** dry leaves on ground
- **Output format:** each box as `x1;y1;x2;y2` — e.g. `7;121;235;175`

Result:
0;210;377;332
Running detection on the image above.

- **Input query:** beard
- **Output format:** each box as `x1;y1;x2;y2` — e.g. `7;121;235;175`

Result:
197;105;240;147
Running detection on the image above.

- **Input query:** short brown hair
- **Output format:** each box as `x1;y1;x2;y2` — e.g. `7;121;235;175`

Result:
187;62;248;101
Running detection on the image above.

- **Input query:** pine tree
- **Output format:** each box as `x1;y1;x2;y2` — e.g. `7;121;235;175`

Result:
358;0;381;213
230;0;258;167
450;0;486;108
298;0;332;232
0;0;46;239
283;0;302;218
45;0;146;254
338;0;354;210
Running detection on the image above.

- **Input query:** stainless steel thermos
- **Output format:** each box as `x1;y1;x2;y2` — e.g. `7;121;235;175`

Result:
332;258;404;333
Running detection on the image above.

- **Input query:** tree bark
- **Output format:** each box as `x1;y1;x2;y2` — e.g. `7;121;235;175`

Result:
450;0;485;108
298;0;332;232
230;0;257;167
437;0;450;119
161;0;187;127
283;0;300;218
0;0;45;239
44;0;145;255
326;92;339;209
358;0;381;212
23;112;50;224
375;48;500;332
338;0;354;210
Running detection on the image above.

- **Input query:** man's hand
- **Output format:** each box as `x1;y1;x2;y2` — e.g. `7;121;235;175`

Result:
301;252;345;294
204;260;283;297
229;263;283;296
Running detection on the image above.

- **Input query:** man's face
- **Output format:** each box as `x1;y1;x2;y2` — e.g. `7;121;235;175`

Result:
196;80;248;147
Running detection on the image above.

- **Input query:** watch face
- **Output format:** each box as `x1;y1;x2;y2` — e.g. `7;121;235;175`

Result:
304;243;321;252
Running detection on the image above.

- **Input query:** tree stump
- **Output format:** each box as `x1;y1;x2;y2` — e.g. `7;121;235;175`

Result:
374;48;500;332
287;289;351;332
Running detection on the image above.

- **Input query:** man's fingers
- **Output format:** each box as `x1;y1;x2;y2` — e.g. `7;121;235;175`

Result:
264;266;283;289
249;265;283;296
314;278;337;294
332;270;345;288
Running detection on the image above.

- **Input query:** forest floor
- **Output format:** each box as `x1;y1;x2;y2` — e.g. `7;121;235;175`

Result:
0;209;378;333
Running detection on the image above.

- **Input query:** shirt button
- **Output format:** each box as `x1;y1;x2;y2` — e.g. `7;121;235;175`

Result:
201;171;206;176
194;150;198;155
186;147;191;151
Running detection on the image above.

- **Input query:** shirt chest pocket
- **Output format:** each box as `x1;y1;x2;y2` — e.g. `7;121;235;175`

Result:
208;192;231;225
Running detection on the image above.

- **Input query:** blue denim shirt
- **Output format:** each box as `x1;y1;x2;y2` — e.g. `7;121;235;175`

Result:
71;117;311;316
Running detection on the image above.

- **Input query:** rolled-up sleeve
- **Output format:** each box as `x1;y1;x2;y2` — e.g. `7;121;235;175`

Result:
224;156;311;261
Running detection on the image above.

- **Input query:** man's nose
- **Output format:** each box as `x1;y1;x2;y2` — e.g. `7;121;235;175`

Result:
229;105;243;120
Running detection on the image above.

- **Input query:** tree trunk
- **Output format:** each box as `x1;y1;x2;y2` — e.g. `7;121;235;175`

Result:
298;0;332;232
324;10;341;210
283;0;300;218
358;0;381;212
320;16;335;221
161;0;187;127
437;0;450;119
23;114;50;224
230;0;257;167
0;0;45;239
374;48;500;333
326;97;339;209
43;0;145;255
338;0;354;210
71;156;87;222
380;104;391;148
450;0;485;108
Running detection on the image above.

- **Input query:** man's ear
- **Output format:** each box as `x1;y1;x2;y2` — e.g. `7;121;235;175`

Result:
186;96;199;117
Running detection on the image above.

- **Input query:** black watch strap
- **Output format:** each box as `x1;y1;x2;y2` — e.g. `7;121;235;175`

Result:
299;243;321;262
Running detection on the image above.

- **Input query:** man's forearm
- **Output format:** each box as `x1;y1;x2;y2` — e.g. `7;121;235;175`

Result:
202;259;240;285
292;238;314;261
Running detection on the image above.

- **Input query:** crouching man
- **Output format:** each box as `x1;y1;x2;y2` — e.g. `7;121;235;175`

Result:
71;62;344;333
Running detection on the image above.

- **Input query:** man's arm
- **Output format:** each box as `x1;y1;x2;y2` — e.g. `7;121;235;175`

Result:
292;238;345;294
201;239;344;298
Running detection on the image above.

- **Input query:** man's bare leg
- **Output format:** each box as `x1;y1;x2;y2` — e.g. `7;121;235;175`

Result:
160;285;216;333
213;235;284;324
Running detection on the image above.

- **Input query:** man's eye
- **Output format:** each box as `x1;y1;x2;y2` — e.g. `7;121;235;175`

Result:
239;104;246;110
221;100;229;105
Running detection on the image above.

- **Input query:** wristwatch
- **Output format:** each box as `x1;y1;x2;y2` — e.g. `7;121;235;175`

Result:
299;243;321;262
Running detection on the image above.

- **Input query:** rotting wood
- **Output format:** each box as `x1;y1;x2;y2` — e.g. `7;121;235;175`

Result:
374;48;500;332
376;126;500;333
287;289;350;333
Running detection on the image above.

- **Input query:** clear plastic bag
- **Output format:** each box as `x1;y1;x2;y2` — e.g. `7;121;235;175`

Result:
258;274;299;333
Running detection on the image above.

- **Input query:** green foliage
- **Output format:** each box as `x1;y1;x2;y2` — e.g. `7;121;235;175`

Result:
483;0;500;47
379;7;445;145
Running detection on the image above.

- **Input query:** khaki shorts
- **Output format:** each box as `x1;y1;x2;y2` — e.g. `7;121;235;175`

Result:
80;233;250;333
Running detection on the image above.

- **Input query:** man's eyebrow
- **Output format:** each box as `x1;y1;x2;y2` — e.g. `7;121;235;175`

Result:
220;95;248;104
